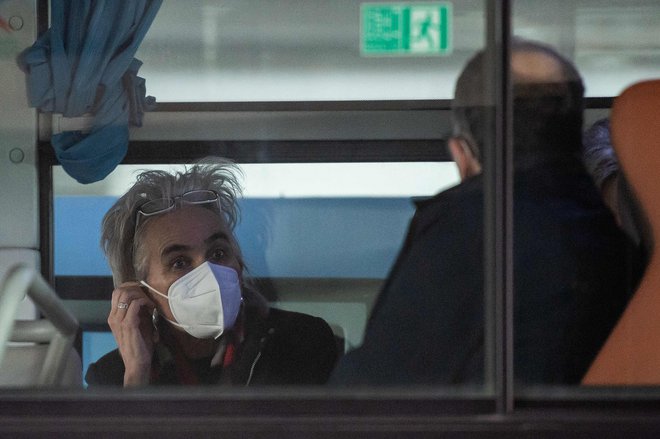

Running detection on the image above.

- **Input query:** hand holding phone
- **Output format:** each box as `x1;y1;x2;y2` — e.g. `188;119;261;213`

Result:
108;282;158;387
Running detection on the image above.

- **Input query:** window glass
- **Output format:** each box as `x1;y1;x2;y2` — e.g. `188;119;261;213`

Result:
54;162;465;385
512;0;656;394
51;0;500;394
136;0;660;103
513;0;660;97
136;0;484;101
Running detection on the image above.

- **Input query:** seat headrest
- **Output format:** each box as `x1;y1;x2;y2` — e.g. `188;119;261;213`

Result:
610;80;660;241
581;79;660;385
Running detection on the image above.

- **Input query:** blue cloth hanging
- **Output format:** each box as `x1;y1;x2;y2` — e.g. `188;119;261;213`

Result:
17;0;162;184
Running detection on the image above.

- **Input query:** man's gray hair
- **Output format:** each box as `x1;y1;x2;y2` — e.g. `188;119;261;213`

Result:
101;158;243;286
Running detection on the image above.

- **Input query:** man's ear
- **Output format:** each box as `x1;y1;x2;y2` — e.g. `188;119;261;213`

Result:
448;137;482;181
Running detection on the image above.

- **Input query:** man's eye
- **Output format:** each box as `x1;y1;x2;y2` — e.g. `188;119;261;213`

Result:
210;248;226;261
171;257;189;270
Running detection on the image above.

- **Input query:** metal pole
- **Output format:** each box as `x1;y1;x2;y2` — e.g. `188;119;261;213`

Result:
485;0;514;415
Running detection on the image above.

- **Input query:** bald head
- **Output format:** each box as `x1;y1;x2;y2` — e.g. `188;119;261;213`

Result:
451;39;585;164
511;50;565;84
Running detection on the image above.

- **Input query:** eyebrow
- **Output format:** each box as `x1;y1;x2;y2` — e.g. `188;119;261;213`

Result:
205;231;230;245
161;244;191;259
160;231;231;258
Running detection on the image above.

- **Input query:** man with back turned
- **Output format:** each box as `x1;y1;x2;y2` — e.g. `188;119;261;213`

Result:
331;40;638;385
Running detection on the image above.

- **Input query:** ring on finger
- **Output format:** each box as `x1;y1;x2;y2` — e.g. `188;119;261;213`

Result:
117;302;129;309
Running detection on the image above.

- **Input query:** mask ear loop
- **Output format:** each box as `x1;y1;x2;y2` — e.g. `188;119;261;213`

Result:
141;280;169;300
140;280;192;332
141;281;182;330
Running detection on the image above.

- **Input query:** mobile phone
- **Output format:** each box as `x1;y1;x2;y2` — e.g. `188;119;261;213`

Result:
152;308;159;330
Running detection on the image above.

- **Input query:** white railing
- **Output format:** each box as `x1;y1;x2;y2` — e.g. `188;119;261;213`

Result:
0;265;79;386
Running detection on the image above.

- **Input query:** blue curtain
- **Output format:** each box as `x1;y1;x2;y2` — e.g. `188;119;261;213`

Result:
18;0;162;184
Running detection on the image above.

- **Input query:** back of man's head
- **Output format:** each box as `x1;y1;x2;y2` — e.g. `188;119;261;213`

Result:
451;39;585;165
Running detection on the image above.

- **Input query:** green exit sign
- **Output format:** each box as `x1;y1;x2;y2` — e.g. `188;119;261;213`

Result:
361;2;452;56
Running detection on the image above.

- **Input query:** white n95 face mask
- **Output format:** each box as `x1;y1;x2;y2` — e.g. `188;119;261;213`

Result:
141;262;242;339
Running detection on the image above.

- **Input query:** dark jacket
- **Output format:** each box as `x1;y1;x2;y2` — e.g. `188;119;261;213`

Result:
86;307;338;386
331;157;640;386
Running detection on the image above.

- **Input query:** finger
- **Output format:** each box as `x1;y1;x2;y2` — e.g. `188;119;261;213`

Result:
112;283;153;313
109;286;155;330
110;281;141;309
122;298;158;349
111;294;133;318
122;297;154;327
115;297;157;371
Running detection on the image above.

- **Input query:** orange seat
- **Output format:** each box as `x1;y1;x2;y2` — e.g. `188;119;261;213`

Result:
582;79;660;385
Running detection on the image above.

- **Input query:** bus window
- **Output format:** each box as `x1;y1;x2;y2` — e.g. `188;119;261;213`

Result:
45;0;657;395
54;162;461;384
514;0;660;97
511;0;660;395
48;0;495;392
4;0;660;436
136;1;477;102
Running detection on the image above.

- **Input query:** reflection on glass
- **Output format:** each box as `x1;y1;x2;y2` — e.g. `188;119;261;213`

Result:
514;0;660;96
137;0;484;101
137;0;660;102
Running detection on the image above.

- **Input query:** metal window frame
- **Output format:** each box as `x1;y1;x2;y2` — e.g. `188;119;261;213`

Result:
485;0;514;415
